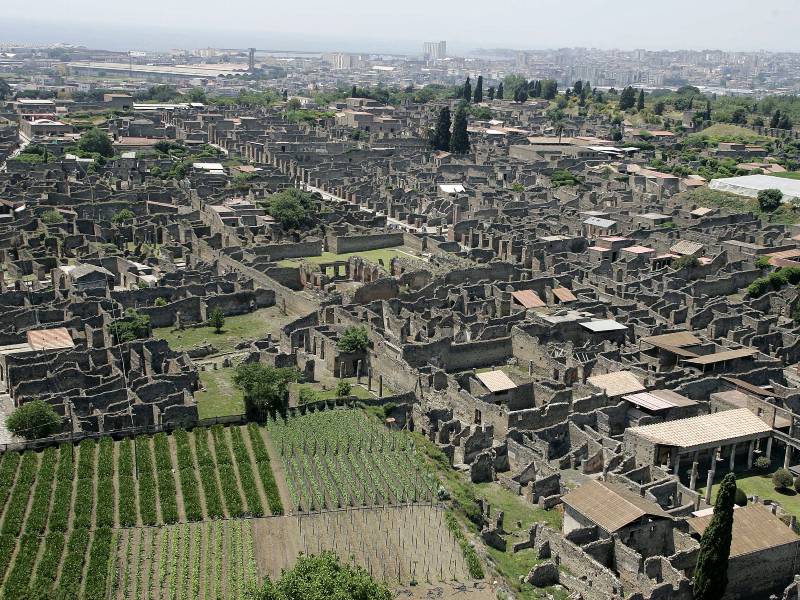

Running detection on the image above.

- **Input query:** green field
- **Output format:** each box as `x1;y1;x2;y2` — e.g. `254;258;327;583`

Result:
197;368;245;419
154;306;291;354
689;123;771;144
701;469;800;518
278;246;420;268
772;171;800;180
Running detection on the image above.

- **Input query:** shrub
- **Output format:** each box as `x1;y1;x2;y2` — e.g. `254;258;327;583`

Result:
41;209;64;225
672;255;699;270
747;277;771;297
6;399;61;440
734;487;748;506
768;270;788;289
754;456;771;471
154;297;167;306
773;468;793;490
335;380;352;398
781;266;800;285
755;256;772;269
77;128;114;157
209;306;225;333
111;208;134;225
298;387;318;404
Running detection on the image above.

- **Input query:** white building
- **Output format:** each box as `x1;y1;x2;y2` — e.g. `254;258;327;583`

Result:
709;174;800;203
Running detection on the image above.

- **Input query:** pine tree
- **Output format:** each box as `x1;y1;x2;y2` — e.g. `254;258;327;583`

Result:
487;86;495;101
771;110;781;128
463;77;472;103
431;106;451;152
573;80;583;96
693;473;736;600
450;104;470;154
533;80;542;98
351;85;357;98
636;89;645;111
619;86;637;110
496;82;504;100
474;75;483;103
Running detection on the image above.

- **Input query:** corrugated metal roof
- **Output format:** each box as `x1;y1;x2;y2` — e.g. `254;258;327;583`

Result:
562;479;671;533
587;371;645;397
670;240;704;256
628;408;771;448
511;290;545;309
475;370;517;393
583;217;616;228
685;348;757;365
26;327;74;351
552;287;577;303
641;332;703;349
623;392;680;412
688;504;798;557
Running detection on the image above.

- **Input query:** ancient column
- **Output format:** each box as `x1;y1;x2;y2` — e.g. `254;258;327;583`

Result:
689;460;699;491
766;436;773;460
785;443;793;469
704;453;717;504
729;443;737;472
747;440;755;470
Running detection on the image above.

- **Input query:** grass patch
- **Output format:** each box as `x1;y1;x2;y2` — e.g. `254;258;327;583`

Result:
701;469;800;519
292;381;374;402
772;172;800;180
196;367;244;419
689;123;771;145
277;246;420;268
153;306;291;354
675;186;800;225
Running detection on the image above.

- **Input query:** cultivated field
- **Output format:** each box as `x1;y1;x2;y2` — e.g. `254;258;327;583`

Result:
253;505;470;584
0;423;281;598
268;409;436;511
111;520;258;600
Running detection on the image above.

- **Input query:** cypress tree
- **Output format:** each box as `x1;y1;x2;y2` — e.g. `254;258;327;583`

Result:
463;77;472;103
636;89;645;111
351;85;357;98
705;100;712;121
474;75;483;103
450;104;470;154
487;86;495;101
431;106;451;152
693;473;736;600
496;82;504;100
771;110;781;128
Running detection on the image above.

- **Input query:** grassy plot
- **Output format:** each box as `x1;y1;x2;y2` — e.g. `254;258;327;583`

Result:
278;246;421;268
701;469;800;519
196;367;245;419
153;306;292;354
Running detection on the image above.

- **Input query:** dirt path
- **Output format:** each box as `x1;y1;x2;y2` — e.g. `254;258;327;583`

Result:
166;436;187;523
252;516;300;580
262;428;292;513
239;426;271;515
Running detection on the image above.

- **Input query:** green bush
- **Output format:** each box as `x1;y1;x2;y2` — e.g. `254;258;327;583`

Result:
335;380;352;398
758;188;784;212
769;270;788;289
754;456;771;471
41;209;64;225
734;487;748;506
337;326;369;353
6;399;61;440
755;256;772;269
773;468;794;490
747;278;771;297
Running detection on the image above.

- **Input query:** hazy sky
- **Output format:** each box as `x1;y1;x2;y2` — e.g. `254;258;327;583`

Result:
1;0;799;54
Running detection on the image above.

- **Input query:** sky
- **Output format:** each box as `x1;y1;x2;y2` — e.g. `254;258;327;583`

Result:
1;0;799;54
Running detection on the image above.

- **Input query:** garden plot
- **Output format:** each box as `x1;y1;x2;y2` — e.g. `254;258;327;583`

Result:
253;505;470;584
111;519;258;600
267;409;435;512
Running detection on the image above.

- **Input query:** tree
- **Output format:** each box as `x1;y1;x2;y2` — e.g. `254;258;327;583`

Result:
734;488;748;506
350;84;357;98
111;208;135;225
619;86;637;110
693;473;736;600
77;128;114;158
487;86;495;101
248;551;392;600
336;380;352;398
473;75;483;103
450;104;470;154
673;255;699;270
496;82;504;100
758;188;783;212
232;363;299;420
337;326;369;353
654;101;665;115
6;399;61;440
573;80;583;96
109;309;151;343
773;468;793;490
540;79;557;100
431;106;451;152
636;89;645;111
41;209;64;225
462;77;472;103
265;188;316;230
209;307;225;334
0;77;11;101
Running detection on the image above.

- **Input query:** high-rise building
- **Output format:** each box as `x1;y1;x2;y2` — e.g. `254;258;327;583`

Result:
248;48;256;71
422;41;447;60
